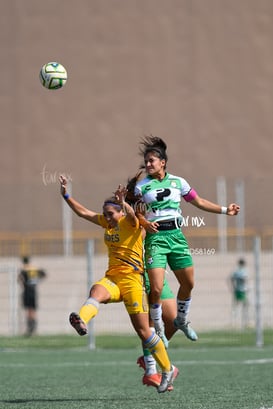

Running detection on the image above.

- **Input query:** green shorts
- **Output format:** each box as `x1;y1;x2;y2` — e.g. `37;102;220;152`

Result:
234;290;247;301
144;271;175;300
144;229;193;271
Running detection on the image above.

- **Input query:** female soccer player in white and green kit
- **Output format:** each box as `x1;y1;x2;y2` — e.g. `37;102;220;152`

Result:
135;136;240;345
126;172;178;389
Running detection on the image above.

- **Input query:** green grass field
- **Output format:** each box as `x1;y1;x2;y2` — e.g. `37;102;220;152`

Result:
1;332;273;409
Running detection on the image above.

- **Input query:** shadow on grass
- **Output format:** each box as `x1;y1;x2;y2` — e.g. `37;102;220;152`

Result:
0;397;142;404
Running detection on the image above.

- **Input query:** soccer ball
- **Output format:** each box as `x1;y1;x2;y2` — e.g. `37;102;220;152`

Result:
39;62;67;90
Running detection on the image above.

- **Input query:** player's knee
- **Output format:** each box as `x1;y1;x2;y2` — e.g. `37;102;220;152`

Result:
150;287;163;301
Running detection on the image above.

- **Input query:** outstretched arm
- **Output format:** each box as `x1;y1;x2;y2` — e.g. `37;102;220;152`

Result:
115;185;139;227
59;175;100;225
189;194;240;216
133;201;159;233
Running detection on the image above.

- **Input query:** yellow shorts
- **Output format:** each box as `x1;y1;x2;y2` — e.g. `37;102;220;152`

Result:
94;270;149;315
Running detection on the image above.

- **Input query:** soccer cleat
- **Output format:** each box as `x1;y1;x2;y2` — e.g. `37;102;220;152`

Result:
69;312;88;336
137;357;177;391
157;365;178;393
137;355;146;371
174;319;198;341
142;373;175;391
166;365;179;391
142;373;161;388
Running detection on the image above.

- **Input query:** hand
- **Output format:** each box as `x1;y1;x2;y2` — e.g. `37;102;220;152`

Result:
145;221;159;233
227;203;240;216
114;184;127;204
59;175;67;196
135;200;146;215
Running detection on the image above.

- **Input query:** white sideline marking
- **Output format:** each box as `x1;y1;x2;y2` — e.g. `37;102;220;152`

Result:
1;357;273;368
177;358;273;365
259;407;273;409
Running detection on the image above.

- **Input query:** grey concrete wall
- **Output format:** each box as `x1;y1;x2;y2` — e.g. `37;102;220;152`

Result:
1;0;273;234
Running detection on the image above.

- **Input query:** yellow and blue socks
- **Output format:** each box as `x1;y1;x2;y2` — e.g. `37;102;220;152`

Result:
79;297;99;324
143;331;171;372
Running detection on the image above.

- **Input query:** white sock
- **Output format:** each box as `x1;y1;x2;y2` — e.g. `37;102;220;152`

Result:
144;354;157;375
177;297;192;324
149;304;163;329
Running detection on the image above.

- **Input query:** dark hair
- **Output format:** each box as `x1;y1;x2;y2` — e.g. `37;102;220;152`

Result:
139;135;168;163
125;171;143;205
103;197;122;211
238;258;246;266
22;256;30;264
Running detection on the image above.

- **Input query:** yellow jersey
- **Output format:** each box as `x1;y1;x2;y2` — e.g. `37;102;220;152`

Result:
97;214;143;274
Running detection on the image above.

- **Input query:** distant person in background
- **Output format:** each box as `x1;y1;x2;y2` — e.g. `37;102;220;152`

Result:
230;258;249;328
18;256;46;336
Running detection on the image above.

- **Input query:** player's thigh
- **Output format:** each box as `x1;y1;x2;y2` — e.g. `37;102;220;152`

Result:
167;230;193;271
119;274;149;314
93;277;121;302
144;233;169;269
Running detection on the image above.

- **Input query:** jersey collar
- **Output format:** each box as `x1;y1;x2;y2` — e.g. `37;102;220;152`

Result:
147;172;169;182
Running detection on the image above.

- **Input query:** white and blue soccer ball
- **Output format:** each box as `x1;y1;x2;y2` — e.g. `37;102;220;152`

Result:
39;62;67;90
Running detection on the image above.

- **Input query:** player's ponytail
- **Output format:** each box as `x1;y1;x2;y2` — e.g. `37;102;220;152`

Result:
139;135;168;163
125;171;143;205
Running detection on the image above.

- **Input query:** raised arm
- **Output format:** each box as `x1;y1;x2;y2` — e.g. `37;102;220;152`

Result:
115;184;139;227
189;194;240;216
59;175;100;225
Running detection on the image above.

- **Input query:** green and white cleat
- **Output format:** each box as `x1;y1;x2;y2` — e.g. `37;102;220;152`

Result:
174;319;198;341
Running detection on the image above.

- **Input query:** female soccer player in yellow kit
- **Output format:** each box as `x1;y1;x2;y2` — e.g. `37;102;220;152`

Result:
59;175;178;393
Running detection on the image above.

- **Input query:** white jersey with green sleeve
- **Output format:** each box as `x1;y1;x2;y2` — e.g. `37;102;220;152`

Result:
135;172;193;222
